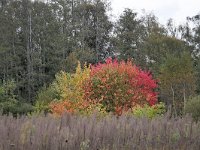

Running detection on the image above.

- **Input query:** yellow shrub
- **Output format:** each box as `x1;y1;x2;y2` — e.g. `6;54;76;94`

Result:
50;62;91;114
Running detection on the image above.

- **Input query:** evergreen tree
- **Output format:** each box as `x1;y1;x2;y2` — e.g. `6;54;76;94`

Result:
114;8;145;64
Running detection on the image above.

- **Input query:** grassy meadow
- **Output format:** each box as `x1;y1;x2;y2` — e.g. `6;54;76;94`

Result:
0;113;200;150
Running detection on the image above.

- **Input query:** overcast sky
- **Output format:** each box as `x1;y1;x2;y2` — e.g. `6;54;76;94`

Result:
111;0;200;25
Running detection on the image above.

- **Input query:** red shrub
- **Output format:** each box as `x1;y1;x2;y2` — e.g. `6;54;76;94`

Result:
83;58;158;115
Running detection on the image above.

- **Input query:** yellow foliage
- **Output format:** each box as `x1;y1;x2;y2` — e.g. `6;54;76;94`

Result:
50;61;91;114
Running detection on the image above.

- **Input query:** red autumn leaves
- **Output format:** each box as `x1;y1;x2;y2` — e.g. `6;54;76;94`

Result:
83;58;157;115
50;58;158;115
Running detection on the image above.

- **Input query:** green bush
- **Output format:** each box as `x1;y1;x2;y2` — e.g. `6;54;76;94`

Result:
34;86;57;113
131;102;166;118
0;80;34;115
0;80;17;114
12;102;34;116
185;96;200;121
0;101;34;116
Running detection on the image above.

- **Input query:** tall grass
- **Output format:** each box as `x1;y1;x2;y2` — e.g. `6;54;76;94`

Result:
0;113;199;150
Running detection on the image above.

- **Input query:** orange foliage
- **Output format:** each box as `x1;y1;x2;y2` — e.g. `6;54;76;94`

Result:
49;58;158;116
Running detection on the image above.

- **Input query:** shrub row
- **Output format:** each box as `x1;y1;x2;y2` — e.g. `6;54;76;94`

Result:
37;58;159;116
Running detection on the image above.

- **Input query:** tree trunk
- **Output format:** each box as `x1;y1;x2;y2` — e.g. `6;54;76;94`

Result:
171;85;177;117
26;9;32;103
183;83;186;112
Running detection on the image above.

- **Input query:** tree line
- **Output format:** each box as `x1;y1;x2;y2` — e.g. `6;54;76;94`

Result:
0;0;200;115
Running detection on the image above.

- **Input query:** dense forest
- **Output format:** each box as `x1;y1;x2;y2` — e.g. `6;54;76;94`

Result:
0;0;200;116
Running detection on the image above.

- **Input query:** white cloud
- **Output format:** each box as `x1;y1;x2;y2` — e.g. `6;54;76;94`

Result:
111;0;200;25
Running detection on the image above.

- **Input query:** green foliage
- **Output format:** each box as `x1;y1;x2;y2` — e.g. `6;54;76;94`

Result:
196;59;200;94
143;34;189;75
11;102;34;116
160;52;195;87
131;102;166;118
0;80;17;114
159;51;196;115
52;62;90;103
65;49;95;73
0;80;33;115
185;95;200;121
0;0;199;117
0;0;112;103
34;86;57;113
115;8;145;64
